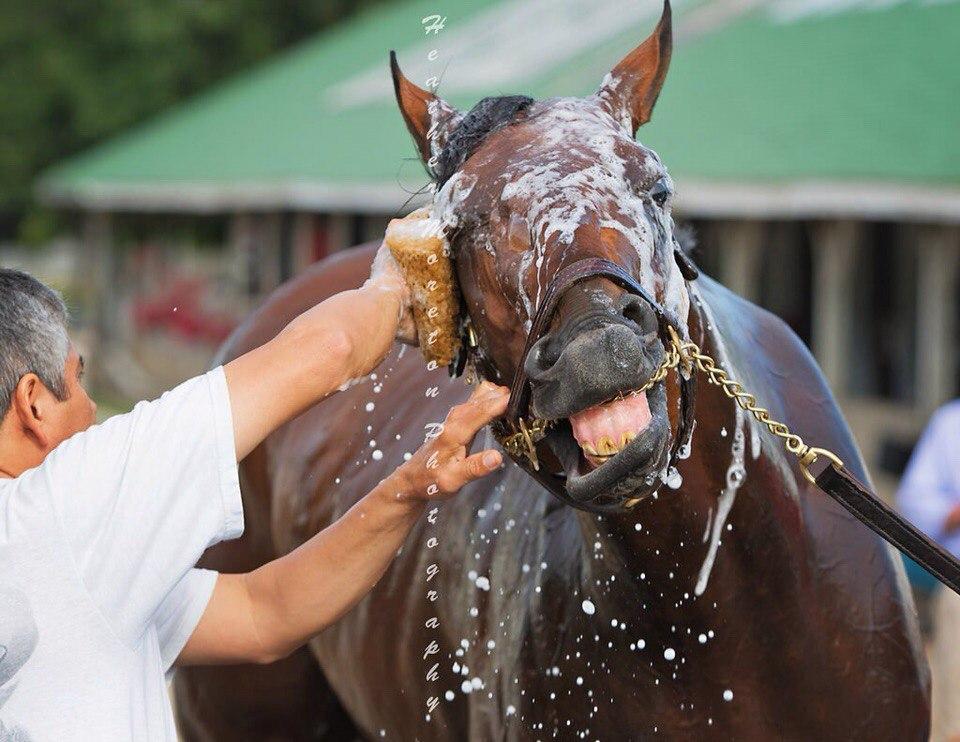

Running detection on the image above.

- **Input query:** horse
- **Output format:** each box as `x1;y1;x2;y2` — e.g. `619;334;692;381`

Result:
175;5;929;739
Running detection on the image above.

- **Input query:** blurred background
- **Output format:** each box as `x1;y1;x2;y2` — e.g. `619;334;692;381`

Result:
1;0;958;615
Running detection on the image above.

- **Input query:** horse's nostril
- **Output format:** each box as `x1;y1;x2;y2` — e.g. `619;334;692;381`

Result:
526;335;560;375
617;294;657;336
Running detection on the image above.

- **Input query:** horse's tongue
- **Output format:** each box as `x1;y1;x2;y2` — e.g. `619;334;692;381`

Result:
569;393;652;455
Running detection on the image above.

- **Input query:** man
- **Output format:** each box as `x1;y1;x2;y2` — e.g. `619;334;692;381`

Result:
0;246;508;741
898;402;960;742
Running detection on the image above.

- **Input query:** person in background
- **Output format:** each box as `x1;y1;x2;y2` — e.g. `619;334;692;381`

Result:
898;400;960;742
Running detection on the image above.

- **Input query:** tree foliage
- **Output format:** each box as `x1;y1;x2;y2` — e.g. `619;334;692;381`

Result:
0;0;386;240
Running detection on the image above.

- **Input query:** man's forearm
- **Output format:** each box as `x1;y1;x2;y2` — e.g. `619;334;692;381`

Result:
225;282;402;460
283;281;402;387
176;382;508;669
243;474;424;662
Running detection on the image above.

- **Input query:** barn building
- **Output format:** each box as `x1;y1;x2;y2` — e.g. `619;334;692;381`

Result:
37;0;960;497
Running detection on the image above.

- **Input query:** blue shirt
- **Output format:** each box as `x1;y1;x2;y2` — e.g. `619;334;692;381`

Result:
898;400;960;558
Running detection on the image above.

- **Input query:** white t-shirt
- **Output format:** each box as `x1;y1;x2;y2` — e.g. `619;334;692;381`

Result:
0;367;243;741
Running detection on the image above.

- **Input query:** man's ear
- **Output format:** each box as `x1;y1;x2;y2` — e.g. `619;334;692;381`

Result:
11;374;51;449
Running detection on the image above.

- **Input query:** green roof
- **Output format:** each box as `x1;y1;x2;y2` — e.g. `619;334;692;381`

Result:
38;0;960;220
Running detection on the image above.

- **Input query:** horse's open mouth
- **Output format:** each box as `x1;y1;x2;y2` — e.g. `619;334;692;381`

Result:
543;380;672;504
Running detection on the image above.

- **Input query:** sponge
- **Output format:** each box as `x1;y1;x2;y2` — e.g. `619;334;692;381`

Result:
384;208;461;367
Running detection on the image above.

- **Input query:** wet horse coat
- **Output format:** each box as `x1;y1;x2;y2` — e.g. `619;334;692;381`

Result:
175;6;928;737
175;245;928;741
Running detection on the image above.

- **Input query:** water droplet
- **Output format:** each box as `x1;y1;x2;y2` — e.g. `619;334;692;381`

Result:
461;680;473;694
445;690;455;701
372;450;383;461
663;467;683;489
723;689;733;701
506;705;516;716
698;633;707;644
581;599;596;615
365;402;375;412
487;639;496;650
663;648;676;661
475;576;491;591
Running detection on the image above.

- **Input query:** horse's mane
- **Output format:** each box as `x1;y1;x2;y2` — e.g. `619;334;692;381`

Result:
435;95;534;188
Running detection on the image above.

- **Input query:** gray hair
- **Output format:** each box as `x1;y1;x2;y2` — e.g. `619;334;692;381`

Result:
0;269;71;415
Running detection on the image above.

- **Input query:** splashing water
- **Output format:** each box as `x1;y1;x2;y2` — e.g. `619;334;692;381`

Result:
694;290;748;597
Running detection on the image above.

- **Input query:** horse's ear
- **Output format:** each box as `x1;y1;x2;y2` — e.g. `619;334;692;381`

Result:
597;0;672;134
390;51;461;173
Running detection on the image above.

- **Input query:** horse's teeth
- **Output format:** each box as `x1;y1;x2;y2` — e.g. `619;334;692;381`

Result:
621;431;637;448
596;436;619;455
583;442;599;456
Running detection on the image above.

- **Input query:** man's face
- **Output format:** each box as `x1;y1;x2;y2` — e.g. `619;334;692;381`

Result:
47;346;97;448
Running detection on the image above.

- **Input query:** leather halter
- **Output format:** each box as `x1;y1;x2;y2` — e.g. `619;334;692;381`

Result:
482;257;698;514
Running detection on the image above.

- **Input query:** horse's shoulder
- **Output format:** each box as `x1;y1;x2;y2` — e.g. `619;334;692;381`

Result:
215;242;379;365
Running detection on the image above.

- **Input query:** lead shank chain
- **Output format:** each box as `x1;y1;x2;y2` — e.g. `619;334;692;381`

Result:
663;327;842;483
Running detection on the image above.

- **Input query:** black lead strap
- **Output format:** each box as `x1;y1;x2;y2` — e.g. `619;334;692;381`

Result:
811;458;960;597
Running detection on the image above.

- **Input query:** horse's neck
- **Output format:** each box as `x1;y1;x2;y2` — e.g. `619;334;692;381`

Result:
577;289;803;635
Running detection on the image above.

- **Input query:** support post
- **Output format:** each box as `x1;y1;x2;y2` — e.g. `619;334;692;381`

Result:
915;225;960;413
80;211;115;391
810;220;859;394
716;220;763;303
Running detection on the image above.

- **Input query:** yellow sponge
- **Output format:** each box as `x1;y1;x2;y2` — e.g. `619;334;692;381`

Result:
384;208;461;367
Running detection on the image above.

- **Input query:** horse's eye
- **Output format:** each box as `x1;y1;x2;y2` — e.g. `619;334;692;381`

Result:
649;177;672;208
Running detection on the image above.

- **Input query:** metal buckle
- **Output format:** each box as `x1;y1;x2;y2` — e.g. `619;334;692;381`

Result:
499;417;551;471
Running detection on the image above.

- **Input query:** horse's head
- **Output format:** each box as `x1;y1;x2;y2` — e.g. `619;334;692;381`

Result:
392;2;692;510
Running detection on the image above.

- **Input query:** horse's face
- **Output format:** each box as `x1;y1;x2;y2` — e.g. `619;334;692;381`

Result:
393;2;688;507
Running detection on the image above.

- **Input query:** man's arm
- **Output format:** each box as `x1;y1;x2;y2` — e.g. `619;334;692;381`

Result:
176;381;508;666
225;244;412;461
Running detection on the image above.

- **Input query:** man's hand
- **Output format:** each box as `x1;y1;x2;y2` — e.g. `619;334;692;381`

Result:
945;503;960;534
177;381;511;668
393;381;509;501
367;238;418;345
